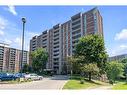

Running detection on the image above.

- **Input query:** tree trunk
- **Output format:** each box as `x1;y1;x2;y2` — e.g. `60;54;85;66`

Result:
89;72;91;81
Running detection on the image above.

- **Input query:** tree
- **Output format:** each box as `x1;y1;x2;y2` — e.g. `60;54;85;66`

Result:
120;58;127;78
61;63;67;75
81;63;99;81
30;48;48;73
22;64;30;73
67;56;81;74
121;58;127;64
106;61;124;83
75;34;108;81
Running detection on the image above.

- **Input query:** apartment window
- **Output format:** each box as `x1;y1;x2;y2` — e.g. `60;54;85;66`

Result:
54;30;59;34
72;30;81;35
94;14;98;32
72;40;79;44
72;14;80;21
42;46;47;48
53;53;59;56
54;45;59;49
83;15;86;34
54;34;59;37
72;25;81;30
54;62;59;65
72;20;81;26
53;49;59;52
72;34;81;39
53;58;59;61
54;38;59;41
54;41;59;45
42;39;47;42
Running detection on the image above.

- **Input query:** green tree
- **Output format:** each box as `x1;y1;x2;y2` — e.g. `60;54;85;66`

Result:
31;48;48;73
120;58;127;78
106;61;124;83
81;63;99;81
121;58;127;64
75;35;108;81
67;56;81;74
22;64;31;73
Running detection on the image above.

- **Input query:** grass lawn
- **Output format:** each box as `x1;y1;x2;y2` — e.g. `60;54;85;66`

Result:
63;76;109;89
112;81;127;90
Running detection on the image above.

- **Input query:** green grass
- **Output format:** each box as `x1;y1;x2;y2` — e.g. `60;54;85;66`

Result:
63;76;109;89
112;81;127;90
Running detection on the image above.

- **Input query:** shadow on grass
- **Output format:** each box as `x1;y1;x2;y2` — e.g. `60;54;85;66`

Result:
123;82;127;85
70;76;103;85
84;79;102;85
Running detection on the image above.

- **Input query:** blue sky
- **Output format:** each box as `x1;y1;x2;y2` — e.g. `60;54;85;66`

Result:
0;6;127;57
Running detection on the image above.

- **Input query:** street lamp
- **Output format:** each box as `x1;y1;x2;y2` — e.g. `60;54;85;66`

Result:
21;17;26;74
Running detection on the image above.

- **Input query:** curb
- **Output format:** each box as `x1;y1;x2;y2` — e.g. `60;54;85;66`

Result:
59;80;68;90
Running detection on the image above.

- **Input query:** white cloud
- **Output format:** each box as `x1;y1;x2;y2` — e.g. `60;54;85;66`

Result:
0;15;30;51
0;30;4;36
0;16;8;30
14;37;22;46
109;44;127;57
4;39;12;44
0;16;8;36
5;5;17;16
120;44;127;49
115;29;127;40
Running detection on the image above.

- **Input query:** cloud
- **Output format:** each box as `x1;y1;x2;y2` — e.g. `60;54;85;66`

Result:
4;39;12;44
115;29;127;40
0;16;8;36
0;16;8;30
120;45;127;49
4;6;17;16
0;30;4;36
14;37;22;46
109;44;127;57
0;15;30;51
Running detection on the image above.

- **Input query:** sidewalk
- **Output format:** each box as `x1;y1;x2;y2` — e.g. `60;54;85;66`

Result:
86;85;113;90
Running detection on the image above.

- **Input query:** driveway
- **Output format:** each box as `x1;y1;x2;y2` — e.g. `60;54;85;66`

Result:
86;85;113;90
0;75;69;89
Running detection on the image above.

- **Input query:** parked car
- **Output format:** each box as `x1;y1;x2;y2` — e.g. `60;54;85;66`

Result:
14;73;26;78
0;73;18;81
24;73;43;81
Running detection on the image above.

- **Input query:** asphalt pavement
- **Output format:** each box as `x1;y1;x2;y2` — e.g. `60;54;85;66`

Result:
0;75;69;89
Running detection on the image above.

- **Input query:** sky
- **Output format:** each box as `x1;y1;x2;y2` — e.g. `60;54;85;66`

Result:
0;6;127;57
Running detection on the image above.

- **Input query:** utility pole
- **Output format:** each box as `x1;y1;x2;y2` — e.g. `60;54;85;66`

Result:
21;17;26;74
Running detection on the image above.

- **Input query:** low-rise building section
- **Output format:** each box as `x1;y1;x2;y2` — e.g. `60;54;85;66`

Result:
108;54;127;62
0;43;29;72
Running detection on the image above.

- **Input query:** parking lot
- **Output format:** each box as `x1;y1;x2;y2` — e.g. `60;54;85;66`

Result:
0;75;69;89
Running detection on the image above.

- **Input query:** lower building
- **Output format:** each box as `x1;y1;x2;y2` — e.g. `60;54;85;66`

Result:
108;54;127;62
0;43;9;72
0;43;29;73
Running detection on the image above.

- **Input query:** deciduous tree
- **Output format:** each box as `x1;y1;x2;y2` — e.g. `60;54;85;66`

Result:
106;61;124;83
30;48;48;73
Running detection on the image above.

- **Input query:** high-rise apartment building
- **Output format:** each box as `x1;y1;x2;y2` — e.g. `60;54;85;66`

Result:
0;43;29;72
30;8;103;74
0;43;9;72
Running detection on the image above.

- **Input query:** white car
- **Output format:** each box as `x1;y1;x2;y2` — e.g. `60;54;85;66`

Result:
24;74;43;81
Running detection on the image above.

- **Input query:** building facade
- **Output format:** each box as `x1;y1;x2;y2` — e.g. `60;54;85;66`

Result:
30;8;103;74
0;43;9;72
0;43;29;73
108;54;127;62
